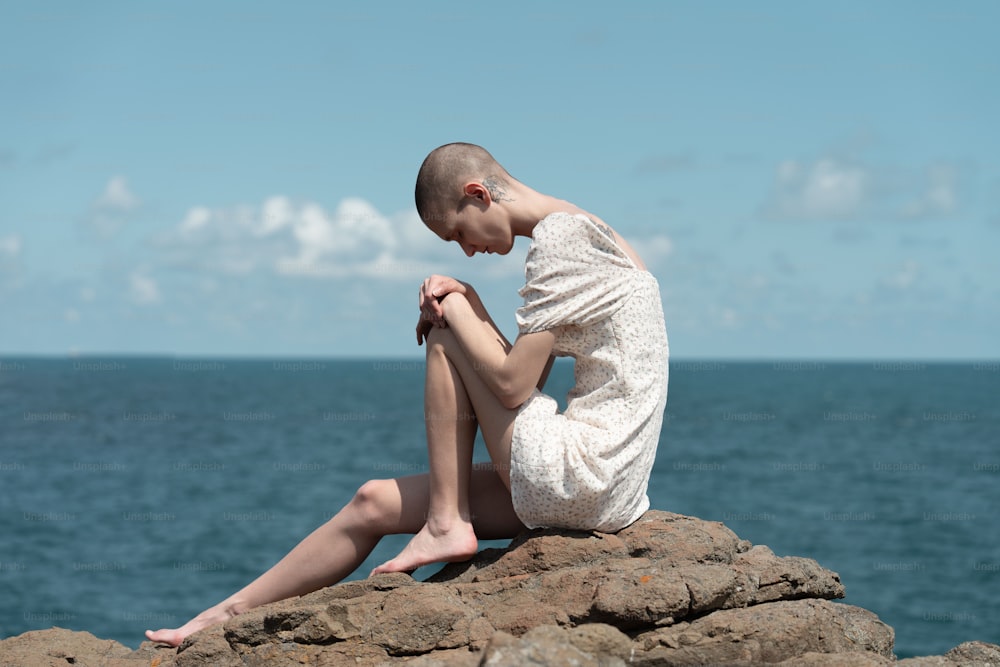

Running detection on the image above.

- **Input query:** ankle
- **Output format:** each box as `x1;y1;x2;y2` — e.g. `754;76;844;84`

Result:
426;512;473;536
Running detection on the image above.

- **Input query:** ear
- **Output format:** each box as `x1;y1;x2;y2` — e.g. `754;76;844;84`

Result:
462;181;490;205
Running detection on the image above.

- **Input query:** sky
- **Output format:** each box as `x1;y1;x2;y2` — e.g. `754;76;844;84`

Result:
1;1;998;359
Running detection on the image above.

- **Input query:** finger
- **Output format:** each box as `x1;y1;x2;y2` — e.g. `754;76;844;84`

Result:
419;278;427;303
421;304;441;324
423;280;441;313
422;294;442;318
419;278;431;309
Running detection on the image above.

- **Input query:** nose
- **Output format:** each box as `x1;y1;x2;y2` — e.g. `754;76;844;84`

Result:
460;242;476;257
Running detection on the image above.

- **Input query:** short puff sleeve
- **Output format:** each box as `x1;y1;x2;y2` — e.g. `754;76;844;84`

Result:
516;213;636;335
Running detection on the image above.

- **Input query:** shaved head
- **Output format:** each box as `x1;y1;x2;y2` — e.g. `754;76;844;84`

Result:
415;143;511;224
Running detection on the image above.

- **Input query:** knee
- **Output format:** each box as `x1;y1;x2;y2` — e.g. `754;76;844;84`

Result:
441;292;479;328
349;479;394;526
425;292;474;348
424;324;457;354
439;290;470;314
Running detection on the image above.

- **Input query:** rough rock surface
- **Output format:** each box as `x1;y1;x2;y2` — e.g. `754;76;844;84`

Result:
1;510;997;666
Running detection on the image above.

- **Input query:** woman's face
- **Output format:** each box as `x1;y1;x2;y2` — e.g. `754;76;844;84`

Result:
431;199;514;257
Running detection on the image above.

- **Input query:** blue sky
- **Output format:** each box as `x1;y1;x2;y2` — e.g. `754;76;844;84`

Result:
1;1;997;359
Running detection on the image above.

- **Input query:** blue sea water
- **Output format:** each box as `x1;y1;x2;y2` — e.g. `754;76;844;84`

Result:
0;357;997;658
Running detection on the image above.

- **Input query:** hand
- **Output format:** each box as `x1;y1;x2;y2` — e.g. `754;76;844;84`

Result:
418;274;466;319
416;312;434;346
415;275;472;345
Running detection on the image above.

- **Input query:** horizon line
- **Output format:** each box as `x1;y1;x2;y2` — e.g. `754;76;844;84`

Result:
1;353;997;365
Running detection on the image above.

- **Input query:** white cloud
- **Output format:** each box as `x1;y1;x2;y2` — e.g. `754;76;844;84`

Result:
97;176;140;211
883;259;921;290
0;234;21;257
179;206;211;234
258;196;293;236
164;195;454;282
90;176;141;236
900;164;958;220
129;272;161;304
761;151;965;224
0;234;21;282
764;158;870;221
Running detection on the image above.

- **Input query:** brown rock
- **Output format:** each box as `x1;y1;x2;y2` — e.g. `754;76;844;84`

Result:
403;647;481;666
477;624;633;666
220;598;323;647
238;640;391;666
372;586;472;655
775;650;895;666
3;510;996;666
563;623;634;663
633;599;894;665
590;559;692;628
108;641;177;667
731;544;846;604
479;628;606;667
434;529;631;584
944;640;1000;664
618;510;751;564
173;625;242;667
0;627;132;667
897;640;1000;666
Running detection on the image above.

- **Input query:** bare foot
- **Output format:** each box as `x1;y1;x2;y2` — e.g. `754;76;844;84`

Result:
371;519;478;576
144;604;236;648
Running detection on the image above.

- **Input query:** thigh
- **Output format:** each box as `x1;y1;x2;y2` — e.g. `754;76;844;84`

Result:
428;326;519;487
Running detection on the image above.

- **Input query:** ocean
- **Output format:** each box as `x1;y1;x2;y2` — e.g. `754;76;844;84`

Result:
0;357;997;658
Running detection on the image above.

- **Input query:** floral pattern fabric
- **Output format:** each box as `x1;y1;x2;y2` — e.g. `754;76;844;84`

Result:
510;212;669;532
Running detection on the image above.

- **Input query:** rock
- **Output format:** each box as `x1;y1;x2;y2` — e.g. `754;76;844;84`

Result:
479;623;633;666
897;640;1000;666
775;651;895;666
633;599;894;665
1;510;997;666
479;628;607;666
0;627;132;666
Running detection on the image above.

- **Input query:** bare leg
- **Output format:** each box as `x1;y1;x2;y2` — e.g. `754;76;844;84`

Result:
148;294;522;647
373;298;520;575
145;467;522;647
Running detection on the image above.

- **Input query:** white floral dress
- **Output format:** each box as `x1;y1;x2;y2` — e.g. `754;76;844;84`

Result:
510;212;669;532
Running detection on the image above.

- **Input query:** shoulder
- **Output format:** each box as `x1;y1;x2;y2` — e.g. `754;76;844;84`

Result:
534;212;591;236
532;212;627;263
529;213;594;253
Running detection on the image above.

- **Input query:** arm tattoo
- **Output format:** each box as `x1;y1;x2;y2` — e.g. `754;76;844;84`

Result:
482;176;515;202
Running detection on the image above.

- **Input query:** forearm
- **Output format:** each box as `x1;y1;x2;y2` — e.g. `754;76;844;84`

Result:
441;293;552;409
442;295;513;397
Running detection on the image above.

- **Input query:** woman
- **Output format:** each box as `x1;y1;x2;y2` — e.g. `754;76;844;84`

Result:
146;143;668;647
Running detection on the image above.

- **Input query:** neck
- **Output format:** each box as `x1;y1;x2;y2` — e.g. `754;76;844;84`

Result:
506;183;580;238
